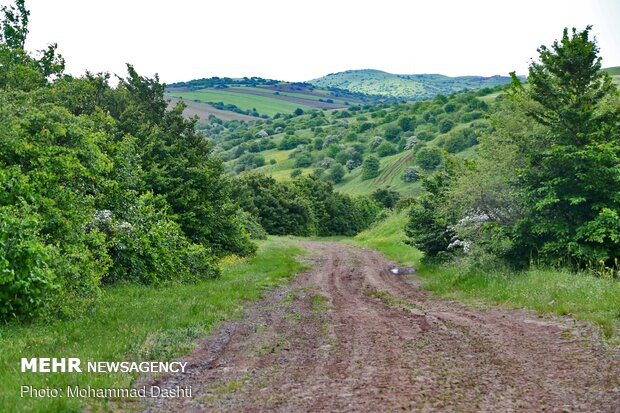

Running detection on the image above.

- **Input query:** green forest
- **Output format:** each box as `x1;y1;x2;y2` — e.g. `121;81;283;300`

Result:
1;1;619;411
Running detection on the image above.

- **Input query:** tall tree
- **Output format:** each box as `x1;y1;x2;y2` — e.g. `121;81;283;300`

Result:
511;26;620;266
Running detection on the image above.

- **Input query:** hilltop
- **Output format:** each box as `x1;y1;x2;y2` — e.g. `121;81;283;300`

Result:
165;71;516;120
309;69;516;100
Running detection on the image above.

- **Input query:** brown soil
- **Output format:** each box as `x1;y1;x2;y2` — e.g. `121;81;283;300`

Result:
138;242;620;413
166;96;257;122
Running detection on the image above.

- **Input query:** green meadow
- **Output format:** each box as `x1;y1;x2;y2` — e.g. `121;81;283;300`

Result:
165;89;315;116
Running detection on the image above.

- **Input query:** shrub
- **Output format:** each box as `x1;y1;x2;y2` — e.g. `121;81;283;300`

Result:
370;136;384;149
236;209;268;240
326;163;346;184
294;152;313;168
443;128;477;153
376;141;397;157
439;119;455;133
372;188;401;209
416;130;435;141
383;124;402;141
361;156;381;180
102;193;219;285
0;206;57;321
414;146;443;170
402;166;422;183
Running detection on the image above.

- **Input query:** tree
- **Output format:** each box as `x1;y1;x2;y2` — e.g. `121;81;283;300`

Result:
0;0;28;50
372;188;400;209
327;163;346;184
376;141;397;157
511;26;620;266
414;146;443;170
402;166;421;183
405;171;455;260
439;119;454;133
383;124;401;141
361;155;380;180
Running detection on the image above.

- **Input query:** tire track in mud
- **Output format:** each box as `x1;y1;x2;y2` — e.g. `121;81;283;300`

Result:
138;242;619;413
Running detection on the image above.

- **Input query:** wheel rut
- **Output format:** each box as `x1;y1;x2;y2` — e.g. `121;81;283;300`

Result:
138;242;620;413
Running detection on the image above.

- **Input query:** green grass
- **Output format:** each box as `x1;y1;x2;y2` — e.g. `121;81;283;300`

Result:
349;209;620;339
422;265;620;339
335;152;424;197
234;87;349;105
349;209;421;266
0;238;306;413
603;66;620;76
165;90;314;117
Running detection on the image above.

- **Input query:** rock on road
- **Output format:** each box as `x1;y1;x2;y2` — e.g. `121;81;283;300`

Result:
139;242;619;413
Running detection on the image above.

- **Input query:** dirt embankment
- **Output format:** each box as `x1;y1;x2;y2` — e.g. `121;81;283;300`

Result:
138;242;619;413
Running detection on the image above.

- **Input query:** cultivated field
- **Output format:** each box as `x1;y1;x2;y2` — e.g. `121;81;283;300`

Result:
165;96;257;122
166;89;317;117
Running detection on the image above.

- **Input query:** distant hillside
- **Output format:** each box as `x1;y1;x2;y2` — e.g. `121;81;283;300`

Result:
166;76;383;119
309;69;515;100
603;66;620;76
603;66;620;87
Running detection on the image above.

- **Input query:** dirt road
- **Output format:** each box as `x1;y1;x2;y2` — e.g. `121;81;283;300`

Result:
140;242;619;412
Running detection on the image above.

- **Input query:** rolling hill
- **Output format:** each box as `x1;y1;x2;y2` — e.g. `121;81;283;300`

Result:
603;66;620;87
309;69;516;100
165;77;381;120
199;85;505;197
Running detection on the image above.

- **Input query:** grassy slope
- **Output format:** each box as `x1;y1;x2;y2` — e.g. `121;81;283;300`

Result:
335;152;423;196
236;87;350;105
603;66;620;76
165;90;314;117
603;67;620;87
348;209;421;266
0;238;306;413
351;210;620;339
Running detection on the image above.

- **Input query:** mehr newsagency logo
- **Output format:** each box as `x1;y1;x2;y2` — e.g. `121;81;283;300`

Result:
20;358;192;399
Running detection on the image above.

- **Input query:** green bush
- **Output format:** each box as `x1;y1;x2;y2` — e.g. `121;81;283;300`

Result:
0;206;56;321
414;146;443;170
376;141;397;157
102;193;219;285
236;209;268;240
361;155;380;180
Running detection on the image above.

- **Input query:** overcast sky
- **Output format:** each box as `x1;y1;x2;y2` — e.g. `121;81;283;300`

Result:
6;0;620;83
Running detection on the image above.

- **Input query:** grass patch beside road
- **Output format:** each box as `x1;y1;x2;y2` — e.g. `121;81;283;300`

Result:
351;209;620;339
0;238;305;413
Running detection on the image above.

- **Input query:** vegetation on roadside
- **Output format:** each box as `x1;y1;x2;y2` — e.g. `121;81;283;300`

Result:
349;29;620;338
406;26;620;273
0;0;258;321
354;210;620;338
0;238;305;413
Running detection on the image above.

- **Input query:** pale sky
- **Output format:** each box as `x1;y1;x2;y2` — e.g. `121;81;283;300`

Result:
5;0;620;83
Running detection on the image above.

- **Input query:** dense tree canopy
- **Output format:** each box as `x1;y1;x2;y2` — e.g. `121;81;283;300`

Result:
407;27;620;273
0;1;253;321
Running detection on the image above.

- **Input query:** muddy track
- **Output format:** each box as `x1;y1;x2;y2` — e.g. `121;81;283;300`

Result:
138;242;619;412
